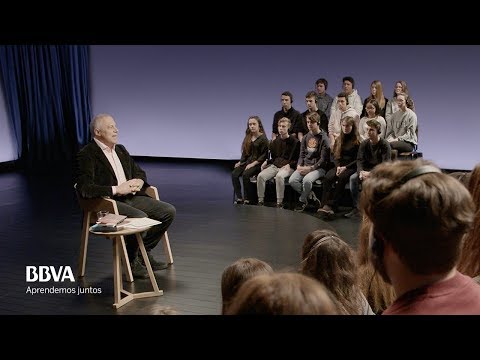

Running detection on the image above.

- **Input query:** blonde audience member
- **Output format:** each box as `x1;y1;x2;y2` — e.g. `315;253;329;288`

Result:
361;80;388;119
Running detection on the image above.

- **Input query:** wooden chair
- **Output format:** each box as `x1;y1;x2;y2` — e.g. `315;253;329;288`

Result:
75;185;173;282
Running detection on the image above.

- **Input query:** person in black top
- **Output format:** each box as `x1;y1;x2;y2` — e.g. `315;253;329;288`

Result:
271;91;303;141
256;117;300;208
232;116;269;204
345;119;391;218
318;116;360;216
299;91;328;140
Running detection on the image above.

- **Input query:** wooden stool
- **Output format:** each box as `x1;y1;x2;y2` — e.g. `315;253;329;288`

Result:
90;225;163;309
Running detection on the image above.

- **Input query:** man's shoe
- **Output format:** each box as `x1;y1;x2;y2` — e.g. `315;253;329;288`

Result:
142;252;169;271
344;208;360;218
258;201;264;206
276;203;284;209
294;202;307;212
130;257;149;279
234;199;244;205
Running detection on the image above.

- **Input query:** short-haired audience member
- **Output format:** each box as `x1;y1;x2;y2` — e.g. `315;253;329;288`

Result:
232;116;269;205
358;99;386;141
331;76;363;115
225;272;340;315
385;80;416;126
271;91;303;141
328;92;360;151
457;164;480;284
257;118;300;208
300;229;374;315
289;112;331;212
317;116;360;216
315;78;334;119
299;90;328;140
361;159;480;315
356;216;396;314
346;119;391;218
361;80;388;119
221;257;274;315
385;93;417;153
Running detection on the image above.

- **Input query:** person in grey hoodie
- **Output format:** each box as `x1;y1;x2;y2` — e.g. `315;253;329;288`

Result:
331;76;363;115
328;92;360;151
385;93;417;153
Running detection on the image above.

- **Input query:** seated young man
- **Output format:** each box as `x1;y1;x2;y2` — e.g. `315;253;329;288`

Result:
256;117;299;208
360;159;480;314
289;112;331;212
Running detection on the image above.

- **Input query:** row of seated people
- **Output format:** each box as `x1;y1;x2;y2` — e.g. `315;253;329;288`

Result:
223;159;480;315
232;113;395;218
273;78;416;148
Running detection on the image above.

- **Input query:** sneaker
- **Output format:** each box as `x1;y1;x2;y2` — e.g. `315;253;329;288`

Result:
234;199;244;205
317;204;334;215
142;252;169;271
276;203;284;209
130;256;149;279
344;208;360;218
258;201;264;206
294;202;307;212
244;200;251;205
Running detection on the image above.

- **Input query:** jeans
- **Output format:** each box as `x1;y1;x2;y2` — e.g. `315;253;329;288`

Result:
115;195;176;260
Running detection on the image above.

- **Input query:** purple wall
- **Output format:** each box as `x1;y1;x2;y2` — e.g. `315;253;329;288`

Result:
1;45;479;170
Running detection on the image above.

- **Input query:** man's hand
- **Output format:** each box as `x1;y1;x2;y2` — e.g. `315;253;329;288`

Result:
117;179;143;195
336;166;346;176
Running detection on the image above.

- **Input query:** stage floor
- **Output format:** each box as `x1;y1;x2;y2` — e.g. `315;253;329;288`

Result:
0;159;361;315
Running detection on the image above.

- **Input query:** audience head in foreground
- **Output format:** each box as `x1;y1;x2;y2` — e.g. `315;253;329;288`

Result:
221;257;274;314
300;229;374;315
356;216;396;314
226;272;339;315
360;159;480;314
456;163;480;280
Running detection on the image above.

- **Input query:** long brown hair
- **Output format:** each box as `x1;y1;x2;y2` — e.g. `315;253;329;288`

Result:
241;116;265;156
333;116;360;160
457;164;480;277
356;216;396;314
370;80;386;110
300;229;364;315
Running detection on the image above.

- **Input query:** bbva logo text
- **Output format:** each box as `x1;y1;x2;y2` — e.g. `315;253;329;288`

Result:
26;266;75;282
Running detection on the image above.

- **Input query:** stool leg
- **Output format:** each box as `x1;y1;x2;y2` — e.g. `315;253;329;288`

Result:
112;236;123;306
136;233;161;293
119;235;133;282
162;232;174;264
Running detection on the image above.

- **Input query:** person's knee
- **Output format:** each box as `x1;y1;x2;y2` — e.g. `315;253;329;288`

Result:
165;203;176;219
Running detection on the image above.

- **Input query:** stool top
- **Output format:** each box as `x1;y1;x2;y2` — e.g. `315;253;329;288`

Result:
89;218;153;236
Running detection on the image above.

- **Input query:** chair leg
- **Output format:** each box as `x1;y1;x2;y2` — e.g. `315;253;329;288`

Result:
162;231;174;264
119;235;133;282
78;211;90;278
